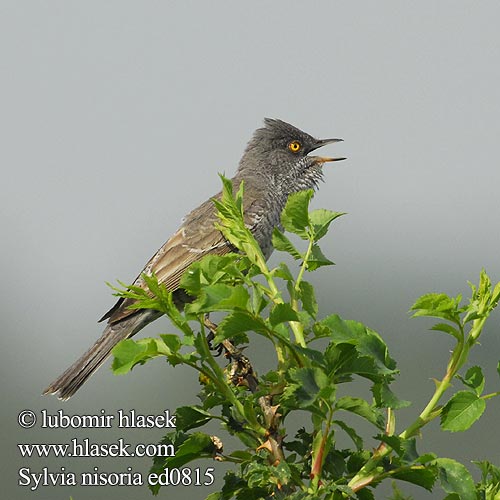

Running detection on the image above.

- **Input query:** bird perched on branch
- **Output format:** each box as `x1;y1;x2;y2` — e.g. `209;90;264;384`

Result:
44;118;345;399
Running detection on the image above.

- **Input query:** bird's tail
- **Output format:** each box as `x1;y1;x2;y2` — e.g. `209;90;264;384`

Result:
43;310;158;400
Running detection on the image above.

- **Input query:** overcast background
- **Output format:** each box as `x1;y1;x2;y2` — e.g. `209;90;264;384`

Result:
2;2;500;499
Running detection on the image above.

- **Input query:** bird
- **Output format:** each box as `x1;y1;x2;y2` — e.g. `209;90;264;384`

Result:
43;118;345;399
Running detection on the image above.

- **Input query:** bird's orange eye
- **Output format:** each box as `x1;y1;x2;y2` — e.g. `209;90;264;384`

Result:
288;141;301;153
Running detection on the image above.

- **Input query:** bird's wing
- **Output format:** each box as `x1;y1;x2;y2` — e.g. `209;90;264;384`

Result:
101;190;265;324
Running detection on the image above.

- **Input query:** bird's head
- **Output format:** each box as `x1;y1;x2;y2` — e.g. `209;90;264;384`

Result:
239;118;345;193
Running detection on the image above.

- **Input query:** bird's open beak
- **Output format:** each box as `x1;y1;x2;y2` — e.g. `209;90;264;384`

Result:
314;138;343;148
309;138;346;164
311;156;346;164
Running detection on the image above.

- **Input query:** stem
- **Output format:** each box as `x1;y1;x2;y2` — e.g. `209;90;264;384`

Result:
294;237;314;295
348;408;397;492
197;328;267;437
289;321;307;348
288;238;315;348
271;337;287;366
241;244;298;366
228;208;311;350
468;315;488;345
310;406;334;491
481;391;500;401
399;374;452;440
257;247;307;348
349;317;478;492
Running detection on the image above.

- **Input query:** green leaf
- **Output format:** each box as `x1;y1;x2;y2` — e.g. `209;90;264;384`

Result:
216;311;269;343
473;459;500;483
174;432;215;460
309;209;345;241
372;382;411;409
429;322;461;341
109;275;178;317
280;189;313;237
284;427;312;457
324;343;371;383
269;303;299;326
473;460;500;499
186;283;250;314
180;254;243;295
415;452;438;464
175;406;213;431
271;228;303;260
215;175;244;222
434;458;476;500
324;344;356;380
159;334;182;353
142;273;172;304
391;465;438;491
273;262;295;282
440;391;486;432
271;322;290;341
213;177;268;268
492;279;500;304
298;280;318;318
111;338;162;374
463;270;499;326
250;284;269;315
354;486;375;499
333;420;363;450
283;367;332;409
306;244;335;271
148;431;218;495
456;365;485;396
410;293;462;324
166;433;215;468
399;439;419;463
391;466;437;491
335;396;384;429
317;315;398;379
293;345;327;367
497;360;500;379
376;435;418;462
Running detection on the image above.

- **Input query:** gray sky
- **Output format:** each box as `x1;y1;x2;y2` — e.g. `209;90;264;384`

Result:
2;2;500;499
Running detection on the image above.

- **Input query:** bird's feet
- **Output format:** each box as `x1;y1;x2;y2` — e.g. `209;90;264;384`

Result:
203;314;257;390
204;315;225;356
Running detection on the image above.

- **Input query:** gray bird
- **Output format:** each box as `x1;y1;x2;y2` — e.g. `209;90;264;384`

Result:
44;118;345;399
